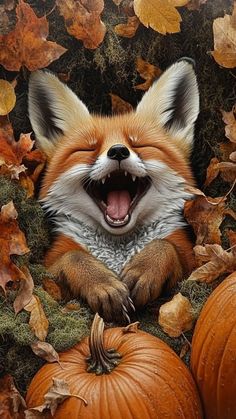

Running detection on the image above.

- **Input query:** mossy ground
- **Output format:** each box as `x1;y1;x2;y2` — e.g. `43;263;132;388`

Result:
0;0;235;394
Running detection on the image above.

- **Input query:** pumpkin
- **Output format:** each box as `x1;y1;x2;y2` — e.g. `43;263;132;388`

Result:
191;272;236;419
26;314;202;418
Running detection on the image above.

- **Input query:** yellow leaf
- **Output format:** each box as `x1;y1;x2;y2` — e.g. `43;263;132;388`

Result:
133;0;188;35
158;293;195;337
0;80;16;115
211;3;236;68
25;295;49;341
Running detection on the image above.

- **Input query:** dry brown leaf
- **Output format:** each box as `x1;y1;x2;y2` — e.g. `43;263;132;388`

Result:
222;105;236;144
219;141;236;161
0;374;26;419
186;0;207;10
42;278;62;302
158;293;195;337
25;378;87;417
188;244;236;283
56;0;106;49
179;341;191;359
115;15;140;37
13;266;34;314
110;93;133;114
230;151;236;161
184;195;229;245
24;295;49;341
31;341;60;364
0;80;16;115
0;0;66;71
226;229;236;247
0;121;46;194
211;2;236;68
133;0;188;35
112;0;122;4
204;157;236;185
135;57;162;90
0;201;30;293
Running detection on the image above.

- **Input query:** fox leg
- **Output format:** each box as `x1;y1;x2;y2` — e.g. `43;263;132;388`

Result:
121;229;195;308
45;235;132;322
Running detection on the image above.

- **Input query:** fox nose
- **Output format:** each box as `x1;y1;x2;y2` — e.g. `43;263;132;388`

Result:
107;144;130;162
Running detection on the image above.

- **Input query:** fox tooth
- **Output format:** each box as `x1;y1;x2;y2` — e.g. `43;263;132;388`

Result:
132;175;136;182
125;171;128;176
102;177;106;184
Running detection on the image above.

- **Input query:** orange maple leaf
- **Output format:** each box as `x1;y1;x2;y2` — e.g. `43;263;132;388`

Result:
0;0;66;71
56;0;106;49
0;117;46;195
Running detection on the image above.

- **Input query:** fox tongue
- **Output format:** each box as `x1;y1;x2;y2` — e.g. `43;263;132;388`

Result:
106;190;131;220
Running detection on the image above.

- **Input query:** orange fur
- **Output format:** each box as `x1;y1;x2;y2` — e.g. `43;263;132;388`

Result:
29;62;199;321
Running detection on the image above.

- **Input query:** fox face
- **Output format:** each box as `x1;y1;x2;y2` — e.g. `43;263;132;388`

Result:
28;59;199;237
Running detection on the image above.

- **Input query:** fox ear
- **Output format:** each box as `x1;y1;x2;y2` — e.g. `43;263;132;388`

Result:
136;58;199;146
28;71;90;157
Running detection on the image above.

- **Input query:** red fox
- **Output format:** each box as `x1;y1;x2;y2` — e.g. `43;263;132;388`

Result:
28;58;199;322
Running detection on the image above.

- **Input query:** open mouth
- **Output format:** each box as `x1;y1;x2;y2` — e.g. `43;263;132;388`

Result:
84;170;151;228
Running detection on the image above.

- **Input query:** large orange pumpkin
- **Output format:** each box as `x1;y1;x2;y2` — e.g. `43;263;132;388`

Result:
27;314;202;418
191;272;236;419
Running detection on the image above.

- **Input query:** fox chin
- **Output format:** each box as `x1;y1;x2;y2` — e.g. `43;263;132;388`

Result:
28;58;199;323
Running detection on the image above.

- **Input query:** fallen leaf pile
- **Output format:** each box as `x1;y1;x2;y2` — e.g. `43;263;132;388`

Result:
0;0;235;413
0;115;46;197
158;105;236;338
0;201;29;293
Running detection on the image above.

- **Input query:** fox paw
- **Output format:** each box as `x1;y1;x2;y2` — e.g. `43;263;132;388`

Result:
82;278;134;323
121;239;179;308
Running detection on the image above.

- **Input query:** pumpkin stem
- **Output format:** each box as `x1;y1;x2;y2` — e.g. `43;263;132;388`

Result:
87;313;121;375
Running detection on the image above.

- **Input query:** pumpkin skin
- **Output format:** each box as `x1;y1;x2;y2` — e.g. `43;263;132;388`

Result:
191;272;236;419
27;320;202;419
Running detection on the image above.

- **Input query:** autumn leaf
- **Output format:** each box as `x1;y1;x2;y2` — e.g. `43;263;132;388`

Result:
0;201;30;293
110;93;133;114
186;0;207;10
204;156;236;186
0;120;46;194
25;378;87;417
0;0;66;71
226;229;236;246
0;80;16;115
158;293;195;337
135;57;162;90
0;375;26;419
13;266;34;314
115;15;140;37
31;341;60;364
222;105;236;144
184;195;235;245
56;0;106;49
133;0;189;35
188;244;236;283
211;2;236;68
24;295;49;341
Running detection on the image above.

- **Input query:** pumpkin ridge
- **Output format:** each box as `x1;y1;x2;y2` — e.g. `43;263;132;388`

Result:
194;290;234;379
216;307;236;413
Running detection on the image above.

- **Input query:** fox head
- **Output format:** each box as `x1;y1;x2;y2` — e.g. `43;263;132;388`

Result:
28;59;199;236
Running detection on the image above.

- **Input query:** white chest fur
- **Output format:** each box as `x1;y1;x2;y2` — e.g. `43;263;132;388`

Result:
55;213;187;275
